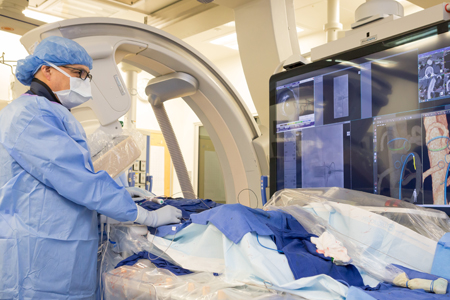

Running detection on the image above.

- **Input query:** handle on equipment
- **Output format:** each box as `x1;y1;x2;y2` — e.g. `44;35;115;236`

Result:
260;175;269;206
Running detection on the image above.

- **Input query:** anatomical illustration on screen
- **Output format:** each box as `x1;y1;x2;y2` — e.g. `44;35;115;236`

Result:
422;110;450;205
301;124;344;188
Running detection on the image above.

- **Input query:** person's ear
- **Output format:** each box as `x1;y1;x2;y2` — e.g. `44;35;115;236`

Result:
41;65;52;81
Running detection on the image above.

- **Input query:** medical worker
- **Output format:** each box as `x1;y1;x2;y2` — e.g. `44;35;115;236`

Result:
0;36;181;299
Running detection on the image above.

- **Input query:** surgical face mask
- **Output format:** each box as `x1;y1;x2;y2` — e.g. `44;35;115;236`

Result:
45;61;92;109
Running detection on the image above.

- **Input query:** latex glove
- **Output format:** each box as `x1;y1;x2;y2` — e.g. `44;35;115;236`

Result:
134;204;182;227
126;187;155;199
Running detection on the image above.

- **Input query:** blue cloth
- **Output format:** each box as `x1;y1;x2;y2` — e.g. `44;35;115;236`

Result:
191;203;285;243
359;264;450;299
347;287;377;300
116;251;193;276
0;93;137;299
16;36;93;86
268;215;364;287
432;233;450;279
191;204;364;287
139;199;222;237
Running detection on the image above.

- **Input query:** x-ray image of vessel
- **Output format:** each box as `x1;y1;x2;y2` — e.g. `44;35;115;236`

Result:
312;162;344;186
418;50;448;102
301;124;344;188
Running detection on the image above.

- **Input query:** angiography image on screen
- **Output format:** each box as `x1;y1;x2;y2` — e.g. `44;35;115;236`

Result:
419;47;450;102
301;124;344;188
333;74;349;119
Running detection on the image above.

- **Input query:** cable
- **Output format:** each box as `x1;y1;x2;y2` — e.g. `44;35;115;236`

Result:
237;188;259;208
99;222;110;300
256;233;284;254
147;227;177;262
399;153;416;200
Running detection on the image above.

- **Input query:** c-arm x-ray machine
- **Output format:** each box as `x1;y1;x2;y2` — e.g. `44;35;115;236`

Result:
20;18;268;206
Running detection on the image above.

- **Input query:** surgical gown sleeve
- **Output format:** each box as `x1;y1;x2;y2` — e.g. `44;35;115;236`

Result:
4;107;137;222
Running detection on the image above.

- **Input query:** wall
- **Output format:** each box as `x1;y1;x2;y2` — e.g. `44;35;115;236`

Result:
0;30;29;102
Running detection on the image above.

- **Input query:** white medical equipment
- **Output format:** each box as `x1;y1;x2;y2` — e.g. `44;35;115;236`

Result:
20;17;268;206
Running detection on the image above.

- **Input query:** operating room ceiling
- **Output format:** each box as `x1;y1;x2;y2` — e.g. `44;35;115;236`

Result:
25;0;424;61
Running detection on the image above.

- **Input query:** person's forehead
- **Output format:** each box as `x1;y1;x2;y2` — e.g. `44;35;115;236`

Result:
67;64;90;72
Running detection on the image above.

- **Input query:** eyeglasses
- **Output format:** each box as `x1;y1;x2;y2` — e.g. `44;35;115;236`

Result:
62;66;93;82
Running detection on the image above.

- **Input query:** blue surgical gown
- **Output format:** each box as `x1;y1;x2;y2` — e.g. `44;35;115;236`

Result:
0;93;138;299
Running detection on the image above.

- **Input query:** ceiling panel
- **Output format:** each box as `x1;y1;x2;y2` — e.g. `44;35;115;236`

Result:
131;0;183;14
407;0;444;8
183;22;238;61
41;0;122;18
29;0;49;8
112;0;141;5
294;1;326;31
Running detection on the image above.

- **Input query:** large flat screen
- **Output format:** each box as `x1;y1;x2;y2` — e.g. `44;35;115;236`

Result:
270;21;450;207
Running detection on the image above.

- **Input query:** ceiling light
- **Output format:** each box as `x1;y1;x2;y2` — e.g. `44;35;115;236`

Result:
23;9;63;23
296;26;304;33
224;21;235;27
210;33;239;50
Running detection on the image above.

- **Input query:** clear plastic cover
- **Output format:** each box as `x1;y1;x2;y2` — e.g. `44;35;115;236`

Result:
103;264;307;300
265;187;450;283
266;187;450;241
87;128;145;179
100;225;306;300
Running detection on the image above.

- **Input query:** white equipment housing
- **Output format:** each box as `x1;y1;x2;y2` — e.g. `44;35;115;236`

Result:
20;18;268;206
312;3;450;61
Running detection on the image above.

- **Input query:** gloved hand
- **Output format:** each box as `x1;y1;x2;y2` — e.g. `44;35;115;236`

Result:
126;187;155;199
134;204;182;227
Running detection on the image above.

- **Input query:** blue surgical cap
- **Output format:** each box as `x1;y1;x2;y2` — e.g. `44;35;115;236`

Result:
16;36;93;86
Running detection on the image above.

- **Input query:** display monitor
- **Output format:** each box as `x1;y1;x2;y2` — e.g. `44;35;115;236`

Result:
270;21;450;209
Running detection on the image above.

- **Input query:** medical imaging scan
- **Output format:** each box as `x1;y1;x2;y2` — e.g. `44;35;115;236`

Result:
271;27;450;205
421;110;450;205
277;87;300;122
375;114;423;203
276;80;314;121
301;125;344;188
322;66;361;124
298;80;315;116
333;75;349;119
419;47;450;102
